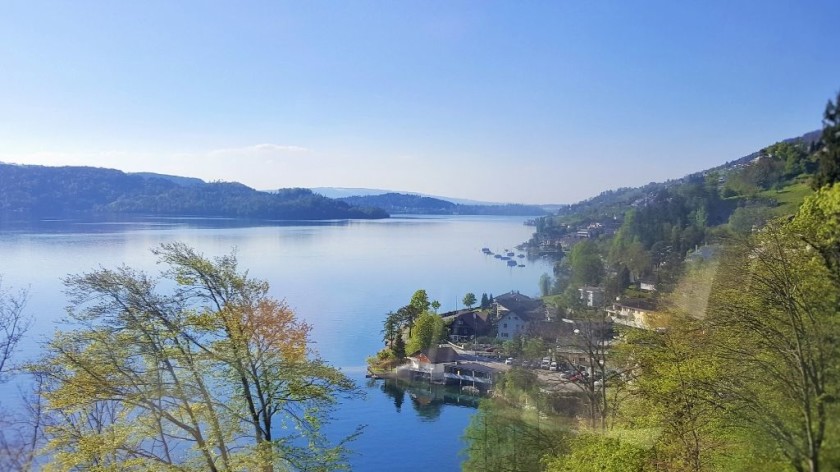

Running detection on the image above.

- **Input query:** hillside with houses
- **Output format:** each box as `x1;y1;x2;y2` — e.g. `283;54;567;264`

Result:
369;96;840;472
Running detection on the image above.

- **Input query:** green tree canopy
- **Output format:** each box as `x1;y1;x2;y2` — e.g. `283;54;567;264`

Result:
569;240;604;287
463;292;477;309
32;243;359;471
813;91;840;190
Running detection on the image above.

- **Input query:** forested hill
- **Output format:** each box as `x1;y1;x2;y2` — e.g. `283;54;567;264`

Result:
0;163;389;220
527;128;823;292
546;129;821;226
337;192;548;216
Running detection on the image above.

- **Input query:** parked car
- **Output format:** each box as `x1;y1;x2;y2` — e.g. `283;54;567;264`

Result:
505;357;514;365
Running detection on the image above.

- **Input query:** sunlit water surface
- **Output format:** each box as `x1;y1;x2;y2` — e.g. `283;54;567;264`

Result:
0;215;551;471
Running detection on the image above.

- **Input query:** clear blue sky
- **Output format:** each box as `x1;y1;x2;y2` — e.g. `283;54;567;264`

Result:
1;1;839;204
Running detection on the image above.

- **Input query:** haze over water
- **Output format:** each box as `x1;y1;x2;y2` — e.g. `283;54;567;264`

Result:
0;215;552;471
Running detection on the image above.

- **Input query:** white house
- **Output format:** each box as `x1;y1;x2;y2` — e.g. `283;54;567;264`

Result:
578;286;605;307
497;311;529;339
402;346;461;383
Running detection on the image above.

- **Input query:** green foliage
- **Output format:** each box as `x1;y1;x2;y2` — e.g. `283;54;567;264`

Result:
381;311;400;345
813;91;840;190
569;240;604;287
391;333;406;359
522;338;546;360
544;434;654;472
463;292;477;309
539;273;553;297
406;312;445;354
727;205;773;235
32;243;359;471
410;289;431;313
462;399;570;472
705;192;840;471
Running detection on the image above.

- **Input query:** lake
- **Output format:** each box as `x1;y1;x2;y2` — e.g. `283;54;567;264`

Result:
0;215;552;471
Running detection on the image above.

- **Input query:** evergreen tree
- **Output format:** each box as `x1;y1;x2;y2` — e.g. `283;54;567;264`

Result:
392;333;406;359
480;293;489;308
813;91;840;189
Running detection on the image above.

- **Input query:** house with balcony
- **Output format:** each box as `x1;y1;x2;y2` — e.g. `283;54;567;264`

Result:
606;298;663;330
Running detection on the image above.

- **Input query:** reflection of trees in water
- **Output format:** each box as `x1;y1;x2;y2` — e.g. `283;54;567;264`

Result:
375;378;481;421
410;393;443;421
380;379;406;412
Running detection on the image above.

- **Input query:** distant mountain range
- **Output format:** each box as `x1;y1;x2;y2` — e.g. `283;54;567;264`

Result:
307;187;519;206
0;164;387;221
336;192;548;216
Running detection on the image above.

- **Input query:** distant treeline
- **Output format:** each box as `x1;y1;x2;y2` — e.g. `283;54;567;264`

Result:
0;164;388;220
337;192;548;216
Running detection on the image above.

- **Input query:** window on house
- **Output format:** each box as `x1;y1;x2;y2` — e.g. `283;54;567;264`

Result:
503;323;507;328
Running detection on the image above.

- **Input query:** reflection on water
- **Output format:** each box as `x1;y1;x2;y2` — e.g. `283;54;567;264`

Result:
0;215;354;235
373;378;482;419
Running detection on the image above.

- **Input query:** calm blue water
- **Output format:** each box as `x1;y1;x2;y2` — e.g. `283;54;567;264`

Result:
0;215;551;471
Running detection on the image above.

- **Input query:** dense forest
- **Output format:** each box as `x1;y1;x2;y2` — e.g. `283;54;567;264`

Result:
462;91;840;471
337;192;548;216
0;164;389;221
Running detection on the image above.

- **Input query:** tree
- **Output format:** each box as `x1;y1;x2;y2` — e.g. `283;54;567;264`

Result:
0;278;29;381
0;279;38;472
812;91;840;190
392;334;406;359
33;243;359;472
544;434;654;472
555;308;613;429
463;399;570;472
406;313;445;354
382;311;400;346
480;293;489;309
410;289;430;313
431;300;441;314
706;197;840;472
619;317;727;471
522;338;545;360
539;273;553;297
397;305;418;338
463;292;477;310
569;240;604;287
